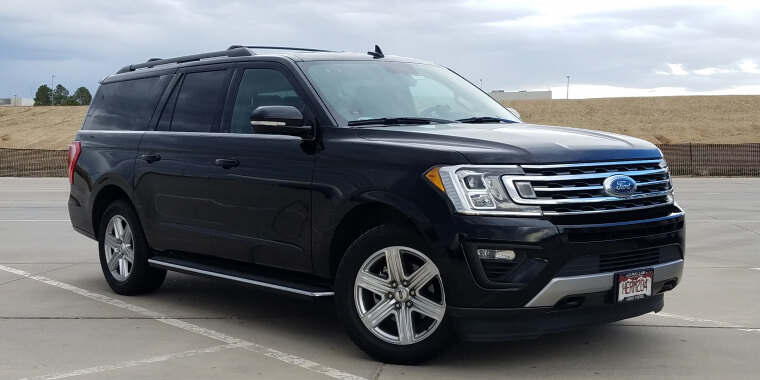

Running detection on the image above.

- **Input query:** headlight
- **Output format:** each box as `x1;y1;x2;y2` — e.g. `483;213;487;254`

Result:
425;165;542;216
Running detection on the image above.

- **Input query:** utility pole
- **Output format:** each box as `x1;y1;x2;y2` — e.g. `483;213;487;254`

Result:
13;95;17;106
479;79;483;89
51;75;55;105
566;76;570;100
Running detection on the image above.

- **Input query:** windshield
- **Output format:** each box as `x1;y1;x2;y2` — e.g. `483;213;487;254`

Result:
298;60;521;126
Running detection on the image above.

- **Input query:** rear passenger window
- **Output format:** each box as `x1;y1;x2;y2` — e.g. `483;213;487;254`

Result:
230;69;306;134
83;77;160;130
158;70;227;133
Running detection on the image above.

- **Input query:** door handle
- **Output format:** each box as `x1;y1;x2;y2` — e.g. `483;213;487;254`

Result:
215;158;240;169
140;153;161;163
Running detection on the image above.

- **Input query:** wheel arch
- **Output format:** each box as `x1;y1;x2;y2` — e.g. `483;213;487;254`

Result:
91;183;133;237
326;191;439;279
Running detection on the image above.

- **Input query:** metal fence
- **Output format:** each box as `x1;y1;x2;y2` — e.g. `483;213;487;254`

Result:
657;143;760;176
0;148;67;177
1;144;759;178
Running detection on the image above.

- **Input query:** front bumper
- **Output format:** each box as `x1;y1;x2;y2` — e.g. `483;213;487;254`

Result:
450;294;664;341
429;208;684;340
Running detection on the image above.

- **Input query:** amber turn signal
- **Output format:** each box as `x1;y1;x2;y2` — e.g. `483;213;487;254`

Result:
424;167;446;193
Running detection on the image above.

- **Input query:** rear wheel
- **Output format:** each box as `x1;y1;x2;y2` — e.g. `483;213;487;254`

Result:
98;200;166;295
335;224;453;364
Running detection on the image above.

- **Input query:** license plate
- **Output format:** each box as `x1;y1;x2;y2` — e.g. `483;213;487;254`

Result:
615;268;653;303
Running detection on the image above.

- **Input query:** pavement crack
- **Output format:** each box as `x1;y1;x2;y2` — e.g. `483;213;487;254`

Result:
0;260;94;287
370;363;385;380
682;206;760;236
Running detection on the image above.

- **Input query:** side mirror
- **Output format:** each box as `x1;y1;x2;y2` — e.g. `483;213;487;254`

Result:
250;106;311;137
506;107;522;121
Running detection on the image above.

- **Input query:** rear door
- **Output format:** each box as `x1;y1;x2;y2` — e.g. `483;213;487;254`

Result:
134;66;233;254
206;63;317;272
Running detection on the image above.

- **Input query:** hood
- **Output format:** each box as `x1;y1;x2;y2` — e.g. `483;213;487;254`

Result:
353;123;662;164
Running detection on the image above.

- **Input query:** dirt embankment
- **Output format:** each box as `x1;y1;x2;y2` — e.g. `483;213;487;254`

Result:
0;106;87;150
499;95;760;144
2;95;760;150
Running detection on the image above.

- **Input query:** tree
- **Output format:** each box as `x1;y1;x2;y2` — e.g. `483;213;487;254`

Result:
53;84;70;106
34;85;52;106
70;87;92;105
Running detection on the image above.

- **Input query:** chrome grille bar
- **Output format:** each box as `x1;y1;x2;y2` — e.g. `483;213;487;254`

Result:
503;159;674;216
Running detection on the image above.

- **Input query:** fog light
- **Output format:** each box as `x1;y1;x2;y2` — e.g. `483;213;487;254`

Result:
477;249;516;261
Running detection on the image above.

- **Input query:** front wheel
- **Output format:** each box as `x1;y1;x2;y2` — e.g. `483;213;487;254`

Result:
335;224;453;364
98;200;166;295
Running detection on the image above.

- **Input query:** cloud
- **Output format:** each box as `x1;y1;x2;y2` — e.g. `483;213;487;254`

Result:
545;83;760;99
693;67;736;75
666;64;689;76
2;1;760;99
739;60;760;74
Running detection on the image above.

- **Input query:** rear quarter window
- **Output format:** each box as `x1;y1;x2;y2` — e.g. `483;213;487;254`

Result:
83;77;161;130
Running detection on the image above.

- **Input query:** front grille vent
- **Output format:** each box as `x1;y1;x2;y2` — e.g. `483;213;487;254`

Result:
481;260;523;282
564;219;684;243
556;247;682;277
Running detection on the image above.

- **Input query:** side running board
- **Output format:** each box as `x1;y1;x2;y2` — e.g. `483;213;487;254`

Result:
148;255;334;297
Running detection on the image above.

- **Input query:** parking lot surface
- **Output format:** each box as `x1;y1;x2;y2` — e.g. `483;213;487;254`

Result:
1;177;758;379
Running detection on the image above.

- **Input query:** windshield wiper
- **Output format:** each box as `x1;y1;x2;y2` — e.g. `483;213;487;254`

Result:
347;117;455;127
456;116;519;124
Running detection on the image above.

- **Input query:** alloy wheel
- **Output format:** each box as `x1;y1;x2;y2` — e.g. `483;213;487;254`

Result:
103;215;134;282
353;246;446;345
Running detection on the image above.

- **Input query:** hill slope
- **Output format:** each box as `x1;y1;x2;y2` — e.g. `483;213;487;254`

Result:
499;95;760;144
2;95;760;150
0;106;86;150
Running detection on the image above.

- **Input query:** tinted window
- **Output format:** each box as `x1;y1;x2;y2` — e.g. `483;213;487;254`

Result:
83;77;160;130
160;70;227;133
230;69;305;134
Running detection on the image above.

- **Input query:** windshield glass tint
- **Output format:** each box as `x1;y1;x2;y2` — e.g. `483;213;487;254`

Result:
299;61;520;125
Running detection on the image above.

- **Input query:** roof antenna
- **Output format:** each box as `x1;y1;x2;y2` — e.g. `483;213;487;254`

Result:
367;45;384;59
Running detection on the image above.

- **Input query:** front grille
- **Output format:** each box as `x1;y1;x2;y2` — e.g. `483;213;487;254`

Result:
504;159;674;218
563;218;684;243
556;246;683;277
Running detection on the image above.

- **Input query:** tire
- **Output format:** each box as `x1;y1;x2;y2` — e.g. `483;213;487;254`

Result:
335;223;453;364
98;199;166;295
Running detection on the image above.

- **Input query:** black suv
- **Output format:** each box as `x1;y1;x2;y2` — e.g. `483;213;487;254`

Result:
68;45;685;364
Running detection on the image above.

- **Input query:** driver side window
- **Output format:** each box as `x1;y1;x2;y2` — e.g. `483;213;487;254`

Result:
230;69;306;134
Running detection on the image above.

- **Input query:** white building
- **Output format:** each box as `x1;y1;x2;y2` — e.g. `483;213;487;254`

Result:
0;97;35;106
489;90;552;101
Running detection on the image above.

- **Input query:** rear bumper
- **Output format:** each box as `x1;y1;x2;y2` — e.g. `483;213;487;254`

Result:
68;192;93;238
450;294;664;342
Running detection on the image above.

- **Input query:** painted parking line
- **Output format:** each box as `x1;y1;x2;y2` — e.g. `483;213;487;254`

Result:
751;268;760;271
689;220;760;223
0;220;70;222
651;312;760;333
0;264;366;380
20;344;244;380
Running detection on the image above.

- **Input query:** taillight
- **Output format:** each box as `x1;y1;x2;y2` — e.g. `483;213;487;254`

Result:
68;141;81;184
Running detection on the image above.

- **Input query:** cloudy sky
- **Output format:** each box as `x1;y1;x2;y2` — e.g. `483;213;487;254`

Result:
1;0;759;100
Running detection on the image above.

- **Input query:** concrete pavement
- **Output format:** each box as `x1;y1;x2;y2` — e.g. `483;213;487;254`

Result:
0;178;758;379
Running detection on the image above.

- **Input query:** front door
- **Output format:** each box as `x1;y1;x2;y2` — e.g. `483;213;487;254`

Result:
207;64;317;273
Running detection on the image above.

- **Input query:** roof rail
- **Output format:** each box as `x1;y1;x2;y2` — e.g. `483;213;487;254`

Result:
115;47;253;74
227;45;335;53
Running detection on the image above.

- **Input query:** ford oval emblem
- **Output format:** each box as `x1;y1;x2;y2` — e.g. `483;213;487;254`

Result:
603;175;637;197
